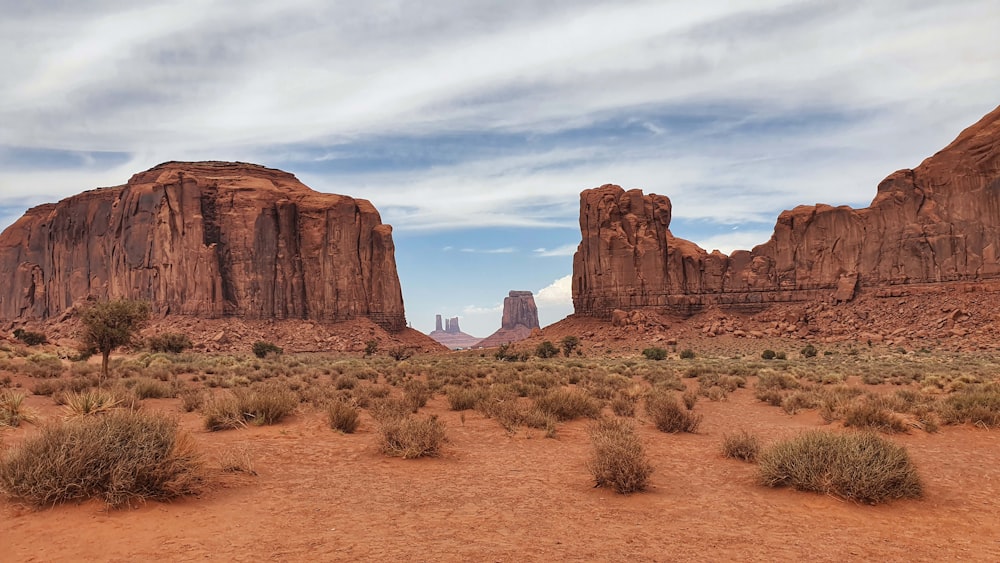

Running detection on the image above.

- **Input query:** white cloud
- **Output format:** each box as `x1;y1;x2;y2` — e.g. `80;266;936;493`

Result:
688;229;776;255
534;244;578;257
462;304;503;316
459;247;517;254
535;274;574;328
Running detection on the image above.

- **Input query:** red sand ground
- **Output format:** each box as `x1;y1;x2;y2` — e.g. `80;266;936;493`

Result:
4;371;1000;562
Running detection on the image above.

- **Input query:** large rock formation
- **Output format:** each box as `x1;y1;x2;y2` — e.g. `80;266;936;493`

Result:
0;161;407;331
573;105;1000;317
475;290;540;348
428;314;481;349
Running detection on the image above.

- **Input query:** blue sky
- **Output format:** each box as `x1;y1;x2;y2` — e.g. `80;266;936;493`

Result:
1;0;998;337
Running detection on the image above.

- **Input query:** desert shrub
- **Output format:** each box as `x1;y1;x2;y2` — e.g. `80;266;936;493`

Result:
13;328;47;346
327;401;360;433
679;349;696;360
843;400;909;433
761;349;777;360
494;343;528;362
201;384;297;430
63;389;121;416
368;396;412;423
610;391;639;417
800;344;818;358
646;390;701;433
127;377;176;399
560;335;580;357
535;341;559;359
252;341;283;359
0;390;35;428
445;386;487;411
0;409;205;508
781;391;817;415
757;430;922;504
147;333;193;354
587;417;653;494
682;390;699;410
364;339;379;357
721;429;761;462
776;352;787;360
534;387;601;421
218;445;256;475
333;374;359;390
378;415;446;458
756;372;800;391
387;346;413;361
705;386;727;402
642;347;668;361
178;389;206;413
23;354;65;378
402;380;432;412
938;383;1000;427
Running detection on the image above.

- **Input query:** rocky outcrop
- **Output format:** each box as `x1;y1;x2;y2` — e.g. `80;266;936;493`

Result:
475;291;540;348
573;105;1000;317
0;161;407;331
428;314;481;349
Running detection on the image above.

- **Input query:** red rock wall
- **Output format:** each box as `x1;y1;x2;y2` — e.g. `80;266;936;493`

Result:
0;161;407;331
573;105;1000;317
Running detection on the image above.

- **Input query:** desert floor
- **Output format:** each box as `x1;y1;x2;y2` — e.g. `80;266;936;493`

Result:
3;352;1000;562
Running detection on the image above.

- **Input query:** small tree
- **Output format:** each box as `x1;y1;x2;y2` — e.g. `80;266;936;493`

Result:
80;299;150;381
560;336;580;357
364;339;379;358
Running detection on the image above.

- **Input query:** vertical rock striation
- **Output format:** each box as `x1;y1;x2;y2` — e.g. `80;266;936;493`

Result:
0;161;407;331
573;105;1000;317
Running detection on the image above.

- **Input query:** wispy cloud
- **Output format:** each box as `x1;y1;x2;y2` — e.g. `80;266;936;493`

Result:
534;244;579;257
459;247;517;254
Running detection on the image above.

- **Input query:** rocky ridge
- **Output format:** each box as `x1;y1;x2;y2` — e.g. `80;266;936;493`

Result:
573;105;1000;318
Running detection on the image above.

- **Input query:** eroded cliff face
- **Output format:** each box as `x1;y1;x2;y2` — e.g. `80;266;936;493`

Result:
573;105;1000;317
0;161;407;331
475;290;540;348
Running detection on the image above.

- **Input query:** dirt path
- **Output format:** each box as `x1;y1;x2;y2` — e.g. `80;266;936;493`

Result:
4;387;1000;562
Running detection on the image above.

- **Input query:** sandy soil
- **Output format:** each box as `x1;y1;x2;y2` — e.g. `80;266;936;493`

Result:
3;376;1000;562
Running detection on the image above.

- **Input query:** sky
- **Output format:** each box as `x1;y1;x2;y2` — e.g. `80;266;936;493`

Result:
0;0;998;337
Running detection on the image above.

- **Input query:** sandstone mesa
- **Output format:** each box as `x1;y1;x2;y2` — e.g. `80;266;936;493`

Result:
0;161;407;332
572;104;1000;319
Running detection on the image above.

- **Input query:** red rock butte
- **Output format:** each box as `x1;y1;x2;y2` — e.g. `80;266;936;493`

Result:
0;161;407;331
573;104;1000;318
475;290;540;348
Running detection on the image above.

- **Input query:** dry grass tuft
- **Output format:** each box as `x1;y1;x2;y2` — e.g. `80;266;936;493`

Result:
587;417;653;494
378;414;447;458
534;387;601;421
327;401;360;433
720;429;761;462
0;409;206;508
757;430;922;504
646;390;702;433
0;390;36;427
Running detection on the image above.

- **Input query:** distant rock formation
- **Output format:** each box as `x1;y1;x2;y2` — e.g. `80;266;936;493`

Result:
0;161;407;331
428;314;481;349
573;104;1000;318
475;290;540;348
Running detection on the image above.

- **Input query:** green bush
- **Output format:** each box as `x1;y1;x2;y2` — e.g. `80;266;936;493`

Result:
0;410;205;508
535;341;559;359
679;349;696;360
587;417;653;494
148;333;193;353
252;341;283;359
560;336;580;357
757;430;922;504
642;347;668;361
13;329;47;346
761;349;777;360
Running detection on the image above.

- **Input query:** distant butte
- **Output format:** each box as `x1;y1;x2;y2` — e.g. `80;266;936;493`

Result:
428;314;481;349
572;104;1000;318
475;291;540;348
